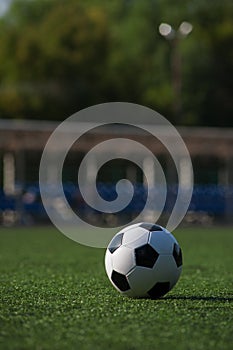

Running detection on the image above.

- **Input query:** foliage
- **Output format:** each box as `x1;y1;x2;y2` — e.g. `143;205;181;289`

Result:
0;0;232;125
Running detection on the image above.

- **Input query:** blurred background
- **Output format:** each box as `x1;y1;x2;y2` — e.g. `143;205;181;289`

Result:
0;0;232;227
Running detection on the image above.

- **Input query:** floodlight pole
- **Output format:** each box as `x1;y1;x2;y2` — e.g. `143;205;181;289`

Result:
158;22;193;123
171;36;182;120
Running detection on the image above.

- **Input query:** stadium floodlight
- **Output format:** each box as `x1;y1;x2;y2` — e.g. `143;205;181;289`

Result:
158;23;175;40
158;21;193;120
159;21;193;40
178;21;193;37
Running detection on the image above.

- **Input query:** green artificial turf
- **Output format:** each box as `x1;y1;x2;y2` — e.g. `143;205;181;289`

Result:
0;226;232;350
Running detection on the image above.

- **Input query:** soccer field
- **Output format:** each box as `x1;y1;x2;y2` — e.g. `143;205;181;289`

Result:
0;226;232;350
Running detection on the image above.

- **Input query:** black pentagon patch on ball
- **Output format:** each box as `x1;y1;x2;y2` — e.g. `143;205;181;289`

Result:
173;243;183;267
111;270;130;291
148;282;170;299
135;244;159;268
108;232;124;253
139;223;163;231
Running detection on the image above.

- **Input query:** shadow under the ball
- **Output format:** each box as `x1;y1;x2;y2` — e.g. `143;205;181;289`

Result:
163;295;233;302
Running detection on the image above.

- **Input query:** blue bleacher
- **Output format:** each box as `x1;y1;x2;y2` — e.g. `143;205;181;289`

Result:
0;183;232;222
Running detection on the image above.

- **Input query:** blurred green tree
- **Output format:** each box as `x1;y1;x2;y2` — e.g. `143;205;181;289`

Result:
182;0;233;126
0;0;232;126
0;0;109;119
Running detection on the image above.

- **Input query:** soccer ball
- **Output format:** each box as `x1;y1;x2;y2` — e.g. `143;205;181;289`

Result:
105;222;182;299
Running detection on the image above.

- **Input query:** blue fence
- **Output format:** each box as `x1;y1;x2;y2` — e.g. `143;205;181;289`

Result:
0;183;233;224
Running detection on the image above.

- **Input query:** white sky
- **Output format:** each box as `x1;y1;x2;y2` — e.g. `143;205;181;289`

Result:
0;0;11;17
